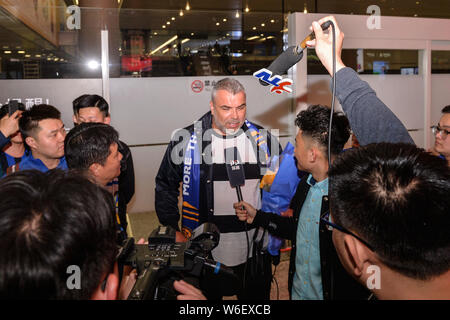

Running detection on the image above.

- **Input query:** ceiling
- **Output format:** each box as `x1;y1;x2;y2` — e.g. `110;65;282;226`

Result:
1;0;450;63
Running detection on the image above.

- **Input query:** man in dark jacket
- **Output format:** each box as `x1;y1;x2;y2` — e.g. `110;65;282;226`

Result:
72;94;135;236
155;78;281;300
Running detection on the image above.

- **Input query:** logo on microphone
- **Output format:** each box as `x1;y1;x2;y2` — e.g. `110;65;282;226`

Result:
230;159;241;171
253;68;293;94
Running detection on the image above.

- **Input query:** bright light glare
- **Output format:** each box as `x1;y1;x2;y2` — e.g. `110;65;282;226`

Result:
87;60;100;70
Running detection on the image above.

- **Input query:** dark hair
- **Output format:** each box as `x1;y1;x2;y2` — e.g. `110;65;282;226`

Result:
295;105;350;155
0;169;117;299
329;143;450;280
442;105;450;114
19;104;61;141
0;102;26;119
73;94;109;117
65;122;119;170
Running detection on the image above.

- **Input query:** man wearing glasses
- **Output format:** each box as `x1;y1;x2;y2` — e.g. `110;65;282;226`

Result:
430;106;450;166
328;143;450;300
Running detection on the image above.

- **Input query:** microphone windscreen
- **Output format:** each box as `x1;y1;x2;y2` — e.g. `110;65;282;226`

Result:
224;147;245;188
267;45;303;76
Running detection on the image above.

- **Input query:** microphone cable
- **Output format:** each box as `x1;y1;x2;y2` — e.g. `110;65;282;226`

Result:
328;21;337;168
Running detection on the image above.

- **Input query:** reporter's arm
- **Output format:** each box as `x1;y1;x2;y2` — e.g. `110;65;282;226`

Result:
308;15;414;146
234;201;296;240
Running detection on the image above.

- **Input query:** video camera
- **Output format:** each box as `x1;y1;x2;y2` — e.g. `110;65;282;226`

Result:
117;223;238;300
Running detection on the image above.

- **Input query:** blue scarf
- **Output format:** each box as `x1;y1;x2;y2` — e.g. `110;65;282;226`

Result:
181;120;270;239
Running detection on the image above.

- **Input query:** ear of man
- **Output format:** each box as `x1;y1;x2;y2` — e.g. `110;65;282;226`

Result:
25;136;38;150
91;263;119;300
343;234;374;279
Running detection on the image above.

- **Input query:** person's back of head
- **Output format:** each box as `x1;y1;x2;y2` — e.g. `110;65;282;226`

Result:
295;105;350;157
65;122;121;185
0;170;117;299
329;143;450;298
293;105;350;175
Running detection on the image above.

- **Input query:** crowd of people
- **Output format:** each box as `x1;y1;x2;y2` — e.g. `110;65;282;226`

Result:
0;16;448;300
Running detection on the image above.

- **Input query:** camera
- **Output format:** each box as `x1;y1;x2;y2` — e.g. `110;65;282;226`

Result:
117;223;238;300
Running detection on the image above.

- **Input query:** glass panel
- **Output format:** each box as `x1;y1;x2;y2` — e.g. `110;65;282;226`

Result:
0;3;102;79
307;48;419;75
432;51;450;74
114;8;285;77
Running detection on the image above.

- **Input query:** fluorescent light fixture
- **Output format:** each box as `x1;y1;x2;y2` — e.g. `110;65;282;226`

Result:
18;50;25;54
4;51;11;54
246;36;259;41
162;48;169;54
181;38;190;44
150;35;178;55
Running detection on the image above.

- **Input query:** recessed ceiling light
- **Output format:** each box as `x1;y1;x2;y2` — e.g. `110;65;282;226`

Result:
223;18;227;22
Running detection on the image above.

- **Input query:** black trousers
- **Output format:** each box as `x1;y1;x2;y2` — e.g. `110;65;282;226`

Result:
201;252;273;300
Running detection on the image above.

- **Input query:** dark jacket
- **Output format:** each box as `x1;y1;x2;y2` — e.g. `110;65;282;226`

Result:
155;111;282;232
117;140;135;231
253;178;370;300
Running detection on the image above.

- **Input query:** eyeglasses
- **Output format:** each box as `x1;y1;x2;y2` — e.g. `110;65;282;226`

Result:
320;211;375;252
431;125;450;139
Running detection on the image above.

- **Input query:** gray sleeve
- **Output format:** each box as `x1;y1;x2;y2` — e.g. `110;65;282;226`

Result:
333;67;415;146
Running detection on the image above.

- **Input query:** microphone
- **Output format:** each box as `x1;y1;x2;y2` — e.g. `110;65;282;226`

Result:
224;147;245;202
260;20;332;86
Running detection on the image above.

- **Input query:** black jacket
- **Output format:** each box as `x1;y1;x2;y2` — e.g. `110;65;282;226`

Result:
253;177;370;300
155;111;282;232
117;140;135;231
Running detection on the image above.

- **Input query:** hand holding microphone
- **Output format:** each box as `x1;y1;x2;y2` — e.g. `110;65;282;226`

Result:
233;201;257;224
306;16;346;76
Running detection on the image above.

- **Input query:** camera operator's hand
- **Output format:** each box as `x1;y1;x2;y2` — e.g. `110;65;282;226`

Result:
174;280;207;300
305;16;346;76
0;110;21;138
233;201;257;224
118;238;146;300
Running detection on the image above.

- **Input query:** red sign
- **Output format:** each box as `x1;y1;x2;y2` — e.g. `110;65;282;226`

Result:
121;55;152;72
191;80;204;93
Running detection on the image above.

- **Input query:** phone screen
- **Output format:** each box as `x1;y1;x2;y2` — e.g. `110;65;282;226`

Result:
8;100;18;116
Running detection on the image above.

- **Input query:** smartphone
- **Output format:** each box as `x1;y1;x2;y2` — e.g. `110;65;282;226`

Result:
8;100;18;116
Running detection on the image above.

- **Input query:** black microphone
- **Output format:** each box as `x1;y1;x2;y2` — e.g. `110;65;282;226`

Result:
260;20;332;86
224;147;245;202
